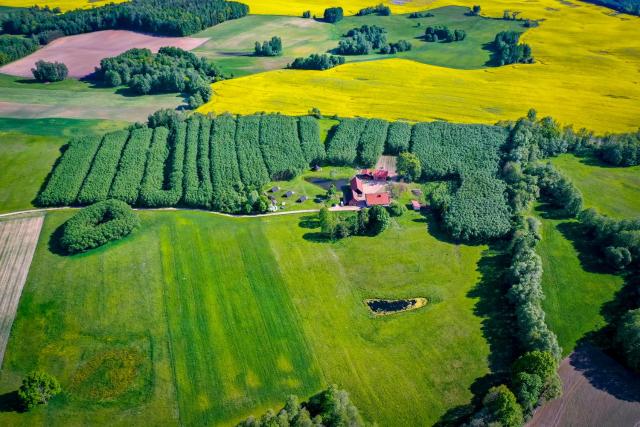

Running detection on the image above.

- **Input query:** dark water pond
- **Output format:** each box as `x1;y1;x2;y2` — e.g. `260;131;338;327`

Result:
366;298;427;315
304;177;349;191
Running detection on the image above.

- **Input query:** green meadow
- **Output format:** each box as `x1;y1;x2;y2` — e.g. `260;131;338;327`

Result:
0;209;490;426
0;118;127;213
193;6;526;76
537;154;639;355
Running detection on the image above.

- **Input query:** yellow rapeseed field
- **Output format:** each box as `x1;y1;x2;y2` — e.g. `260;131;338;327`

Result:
0;0;126;10
200;0;640;133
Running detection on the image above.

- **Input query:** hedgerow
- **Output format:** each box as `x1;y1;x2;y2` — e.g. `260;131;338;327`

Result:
325;118;367;165
236;115;270;190
108;127;153;204
211;114;244;212
298;115;325;165
193;116;214;206
59;199;140;254
384;121;411;154
357;118;388;167
412;122;511;241
77;130;129;205
259;114;307;180
138;126;185;207
182;117;206;207
37;135;103;206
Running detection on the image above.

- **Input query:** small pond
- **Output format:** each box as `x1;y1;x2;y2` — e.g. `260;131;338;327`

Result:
304;177;349;191
365;298;428;316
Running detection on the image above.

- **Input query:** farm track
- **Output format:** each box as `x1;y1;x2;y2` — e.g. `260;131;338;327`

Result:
0;215;44;365
0;205;359;220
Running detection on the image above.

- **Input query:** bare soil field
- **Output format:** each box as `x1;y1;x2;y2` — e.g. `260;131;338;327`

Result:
0;215;44;366
529;344;640;427
0;30;209;78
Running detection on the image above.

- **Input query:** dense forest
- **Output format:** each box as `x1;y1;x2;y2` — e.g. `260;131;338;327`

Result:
0;35;37;66
0;0;248;39
94;47;223;108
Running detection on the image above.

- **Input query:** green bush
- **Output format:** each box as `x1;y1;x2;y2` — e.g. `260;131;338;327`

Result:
108;127;153;204
236;115;270;190
396;151;421;182
384;121;412;154
32;60;68;82
617;308;640;372
326;118;367;165
59;200;139;253
37;135;103;206
298;115;326;165
259;114;307;180
77;130;129;204
357;118;388;167
387;201;406;217
18;371;61;410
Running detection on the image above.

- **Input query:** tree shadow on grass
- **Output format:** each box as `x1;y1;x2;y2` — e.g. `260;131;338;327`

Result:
0;391;23;413
555;220;612;275
412;210;487;247
48;223;68;256
436;243;518;426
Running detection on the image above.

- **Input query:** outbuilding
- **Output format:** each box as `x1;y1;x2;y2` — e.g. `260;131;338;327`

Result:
411;200;421;211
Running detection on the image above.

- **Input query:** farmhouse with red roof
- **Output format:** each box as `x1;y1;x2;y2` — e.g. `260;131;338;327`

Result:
348;169;392;207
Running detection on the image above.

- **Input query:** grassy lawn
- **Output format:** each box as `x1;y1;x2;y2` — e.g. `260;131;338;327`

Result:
537;153;639;355
0;209;490;426
550;154;640;218
537;216;624;356
194;7;525;76
0;74;182;121
0;118;127;214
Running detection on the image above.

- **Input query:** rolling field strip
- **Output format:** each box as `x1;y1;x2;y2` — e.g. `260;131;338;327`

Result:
0;215;44;365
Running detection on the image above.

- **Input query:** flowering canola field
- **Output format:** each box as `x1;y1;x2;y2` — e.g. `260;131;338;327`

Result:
199;0;640;133
0;0;127;10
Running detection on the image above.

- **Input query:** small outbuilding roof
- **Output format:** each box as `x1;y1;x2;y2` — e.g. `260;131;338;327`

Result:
297;195;308;203
366;192;391;206
270;186;280;192
284;190;295;197
411;200;421;210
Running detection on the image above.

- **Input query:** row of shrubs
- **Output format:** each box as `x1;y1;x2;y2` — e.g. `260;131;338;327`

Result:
37;113;324;213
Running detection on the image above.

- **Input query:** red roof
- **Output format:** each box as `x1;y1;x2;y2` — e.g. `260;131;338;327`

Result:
411;200;421;209
366;192;391;206
350;177;364;194
373;170;388;180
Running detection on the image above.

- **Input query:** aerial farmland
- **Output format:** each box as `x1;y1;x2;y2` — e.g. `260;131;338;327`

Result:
0;0;638;426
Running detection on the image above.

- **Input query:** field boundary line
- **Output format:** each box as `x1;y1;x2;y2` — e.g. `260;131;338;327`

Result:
0;205;359;220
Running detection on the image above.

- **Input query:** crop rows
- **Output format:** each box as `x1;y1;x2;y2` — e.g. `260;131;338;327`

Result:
77;130;130;205
259;114;308;180
37;114;327;211
236;115;270;190
298;116;325;165
37;135;103;206
109;127;154;204
385;121;411;154
326;118;367;165
358;119;388;167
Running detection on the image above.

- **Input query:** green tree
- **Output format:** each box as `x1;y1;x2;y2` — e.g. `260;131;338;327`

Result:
18;371;61;410
482;385;524;427
617;308;640;372
397;152;422;181
31;60;68;82
319;206;337;237
367;205;390;235
387;201;406;217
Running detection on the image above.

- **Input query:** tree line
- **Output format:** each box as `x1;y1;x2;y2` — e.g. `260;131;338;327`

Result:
238;385;367;426
94;47;223;108
424;25;466;42
0;35;37;66
287;53;345;70
254;36;283;56
1;0;249;39
356;3;391;16
37;111;324;214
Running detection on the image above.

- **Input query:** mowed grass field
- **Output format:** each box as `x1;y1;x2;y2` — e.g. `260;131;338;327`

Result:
0;209;490;426
537;154;640;355
0;74;183;121
194;7;525;76
0;117;127;213
199;0;640;133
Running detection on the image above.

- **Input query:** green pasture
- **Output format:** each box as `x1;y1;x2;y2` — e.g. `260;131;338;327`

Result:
537;153;639;355
0;117;127;213
0;74;182;121
0;209;490;426
550;154;640;218
194;6;526;76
